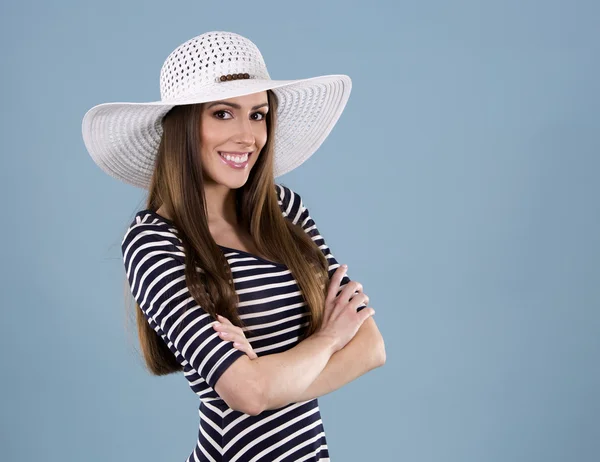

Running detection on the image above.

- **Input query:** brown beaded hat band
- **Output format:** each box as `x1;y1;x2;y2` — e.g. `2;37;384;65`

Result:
82;31;352;189
219;73;251;82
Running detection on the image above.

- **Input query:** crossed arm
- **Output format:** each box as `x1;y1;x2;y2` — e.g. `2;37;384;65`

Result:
294;316;386;403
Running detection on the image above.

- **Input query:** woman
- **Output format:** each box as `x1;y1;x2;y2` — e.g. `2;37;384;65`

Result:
82;31;385;462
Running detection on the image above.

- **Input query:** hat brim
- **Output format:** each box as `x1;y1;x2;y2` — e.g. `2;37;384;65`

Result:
82;74;351;188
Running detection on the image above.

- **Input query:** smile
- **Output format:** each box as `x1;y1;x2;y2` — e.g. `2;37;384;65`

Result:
218;151;252;169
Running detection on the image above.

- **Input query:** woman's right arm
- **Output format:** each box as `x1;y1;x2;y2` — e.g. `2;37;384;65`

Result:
215;331;337;414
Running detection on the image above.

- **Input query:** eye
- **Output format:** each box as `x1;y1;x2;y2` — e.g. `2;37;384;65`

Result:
214;110;232;120
252;111;267;121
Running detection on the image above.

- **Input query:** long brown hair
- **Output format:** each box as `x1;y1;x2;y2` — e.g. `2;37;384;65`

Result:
128;90;331;375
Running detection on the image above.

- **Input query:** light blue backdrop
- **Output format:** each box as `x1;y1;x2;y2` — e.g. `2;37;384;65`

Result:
1;1;598;461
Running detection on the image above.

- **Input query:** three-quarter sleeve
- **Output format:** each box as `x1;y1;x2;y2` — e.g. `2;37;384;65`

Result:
121;222;246;389
276;184;368;312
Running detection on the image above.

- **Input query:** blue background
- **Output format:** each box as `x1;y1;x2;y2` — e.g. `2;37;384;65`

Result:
1;1;598;460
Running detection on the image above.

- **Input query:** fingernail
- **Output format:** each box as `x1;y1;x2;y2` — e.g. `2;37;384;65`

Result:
342;264;348;269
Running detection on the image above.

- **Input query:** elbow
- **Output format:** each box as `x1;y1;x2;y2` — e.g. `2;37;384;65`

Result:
242;380;267;416
215;356;267;416
223;389;264;416
378;345;386;367
231;371;267;416
374;337;386;368
238;395;264;416
244;403;265;417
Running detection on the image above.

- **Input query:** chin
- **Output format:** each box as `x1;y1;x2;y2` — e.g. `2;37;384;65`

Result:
219;176;250;189
209;167;253;189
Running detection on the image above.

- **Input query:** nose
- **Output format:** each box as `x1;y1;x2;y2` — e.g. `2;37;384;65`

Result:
232;116;255;148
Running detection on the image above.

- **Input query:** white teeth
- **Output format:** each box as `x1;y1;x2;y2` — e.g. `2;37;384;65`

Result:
220;152;249;163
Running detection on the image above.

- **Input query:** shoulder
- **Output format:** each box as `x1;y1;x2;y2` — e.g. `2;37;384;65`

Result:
275;183;305;223
121;210;185;263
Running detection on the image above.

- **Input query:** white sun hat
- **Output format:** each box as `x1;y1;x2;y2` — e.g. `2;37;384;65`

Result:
81;30;352;189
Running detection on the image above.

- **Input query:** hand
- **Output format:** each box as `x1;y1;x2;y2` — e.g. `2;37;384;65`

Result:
212;314;258;360
316;265;375;353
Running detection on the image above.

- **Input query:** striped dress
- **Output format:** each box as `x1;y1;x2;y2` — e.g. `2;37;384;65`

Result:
121;183;366;462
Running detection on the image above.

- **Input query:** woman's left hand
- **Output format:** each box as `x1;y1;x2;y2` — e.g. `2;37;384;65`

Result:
212;315;258;360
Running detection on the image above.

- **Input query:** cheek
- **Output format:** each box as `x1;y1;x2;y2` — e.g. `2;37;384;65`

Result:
255;125;268;148
199;120;222;149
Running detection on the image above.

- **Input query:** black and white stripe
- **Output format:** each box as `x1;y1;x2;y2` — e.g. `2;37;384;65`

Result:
121;183;365;461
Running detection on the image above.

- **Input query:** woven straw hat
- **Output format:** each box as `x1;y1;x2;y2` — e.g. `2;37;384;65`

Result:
81;31;352;189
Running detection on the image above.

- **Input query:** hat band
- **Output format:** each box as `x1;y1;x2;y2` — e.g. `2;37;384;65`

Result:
218;73;251;82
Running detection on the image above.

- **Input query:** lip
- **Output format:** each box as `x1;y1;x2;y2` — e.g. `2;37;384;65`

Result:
218;151;252;169
218;151;252;156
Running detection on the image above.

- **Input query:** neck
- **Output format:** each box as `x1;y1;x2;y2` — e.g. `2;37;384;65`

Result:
204;182;238;227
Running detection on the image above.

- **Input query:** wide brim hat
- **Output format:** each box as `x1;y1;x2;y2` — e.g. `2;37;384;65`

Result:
81;31;352;189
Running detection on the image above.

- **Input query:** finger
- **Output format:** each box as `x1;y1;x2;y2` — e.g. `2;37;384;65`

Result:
212;321;227;331
234;342;258;360
326;265;347;303
213;321;251;349
221;322;247;340
212;314;235;331
217;314;234;325
216;330;245;345
212;322;239;338
349;293;369;311
358;307;376;324
230;338;255;355
338;280;363;305
356;292;369;306
213;317;257;359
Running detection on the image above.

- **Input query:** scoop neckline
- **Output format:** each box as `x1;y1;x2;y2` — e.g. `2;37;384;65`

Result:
138;209;287;268
218;245;287;268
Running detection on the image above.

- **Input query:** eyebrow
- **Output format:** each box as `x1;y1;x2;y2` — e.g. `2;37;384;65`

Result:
206;101;269;110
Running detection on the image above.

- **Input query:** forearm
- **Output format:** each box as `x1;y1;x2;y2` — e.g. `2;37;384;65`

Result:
295;326;384;402
253;333;337;411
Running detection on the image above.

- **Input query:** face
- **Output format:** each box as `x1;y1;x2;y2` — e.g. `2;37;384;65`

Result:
199;91;269;189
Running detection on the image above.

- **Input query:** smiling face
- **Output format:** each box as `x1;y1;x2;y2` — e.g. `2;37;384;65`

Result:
199;91;269;189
